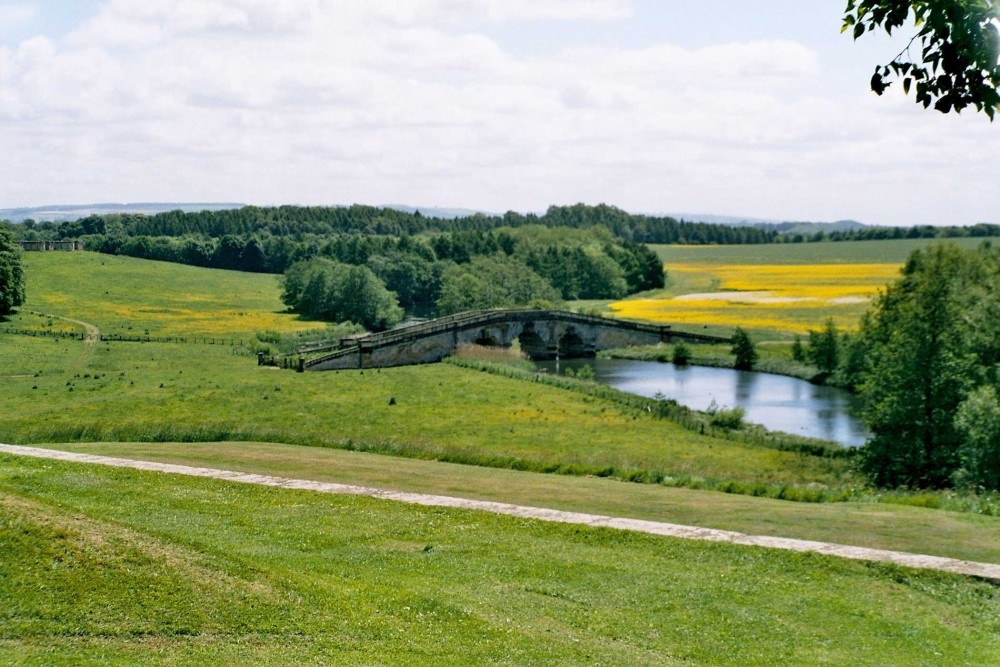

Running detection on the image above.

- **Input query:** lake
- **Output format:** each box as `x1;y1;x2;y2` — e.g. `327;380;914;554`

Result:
534;358;870;447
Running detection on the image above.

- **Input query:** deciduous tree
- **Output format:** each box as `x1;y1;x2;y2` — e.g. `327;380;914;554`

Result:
730;327;758;371
844;0;1000;118
858;244;983;488
0;226;25;317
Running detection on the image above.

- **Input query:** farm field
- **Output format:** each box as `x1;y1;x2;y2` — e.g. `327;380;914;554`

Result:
3;453;999;665
609;237;1000;336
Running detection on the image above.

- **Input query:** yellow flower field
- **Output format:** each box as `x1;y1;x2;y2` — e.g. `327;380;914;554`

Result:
611;262;902;334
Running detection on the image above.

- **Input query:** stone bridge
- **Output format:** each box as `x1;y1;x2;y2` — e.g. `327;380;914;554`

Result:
302;309;727;371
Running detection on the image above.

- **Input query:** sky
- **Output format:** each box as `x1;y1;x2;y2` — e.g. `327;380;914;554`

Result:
0;0;996;226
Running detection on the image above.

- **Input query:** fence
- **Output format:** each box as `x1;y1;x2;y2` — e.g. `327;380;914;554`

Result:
2;327;246;347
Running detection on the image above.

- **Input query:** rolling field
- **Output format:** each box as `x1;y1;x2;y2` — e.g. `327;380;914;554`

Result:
609;237;1000;335
4;248;1000;662
0;333;850;488
14;252;326;338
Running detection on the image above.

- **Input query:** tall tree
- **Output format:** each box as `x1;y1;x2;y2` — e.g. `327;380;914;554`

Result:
844;0;1000;118
730;327;758;371
807;318;840;373
858;244;980;488
0;226;26;317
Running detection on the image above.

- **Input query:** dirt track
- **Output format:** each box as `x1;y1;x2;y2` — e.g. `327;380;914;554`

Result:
2;443;998;583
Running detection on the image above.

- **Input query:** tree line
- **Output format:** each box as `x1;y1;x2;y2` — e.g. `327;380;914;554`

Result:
793;242;1000;492
12;203;780;246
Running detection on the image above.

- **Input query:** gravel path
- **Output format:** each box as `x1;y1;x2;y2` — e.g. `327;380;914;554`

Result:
3;443;999;583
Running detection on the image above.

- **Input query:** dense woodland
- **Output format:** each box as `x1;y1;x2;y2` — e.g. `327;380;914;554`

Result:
9;203;779;246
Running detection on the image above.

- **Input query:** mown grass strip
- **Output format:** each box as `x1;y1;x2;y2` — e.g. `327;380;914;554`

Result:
23;441;1000;565
5;443;1000;582
3;453;999;665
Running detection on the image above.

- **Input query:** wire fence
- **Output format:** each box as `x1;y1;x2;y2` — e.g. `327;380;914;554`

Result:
3;327;246;347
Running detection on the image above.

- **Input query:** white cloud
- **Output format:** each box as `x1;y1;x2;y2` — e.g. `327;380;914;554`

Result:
0;0;995;226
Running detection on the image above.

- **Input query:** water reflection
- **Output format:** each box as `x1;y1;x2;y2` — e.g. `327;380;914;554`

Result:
535;358;870;447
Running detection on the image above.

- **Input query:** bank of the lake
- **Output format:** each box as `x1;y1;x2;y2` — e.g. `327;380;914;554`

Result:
535;358;869;447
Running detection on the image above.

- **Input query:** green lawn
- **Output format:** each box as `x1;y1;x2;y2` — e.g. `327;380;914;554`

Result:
42;440;1000;565
2;454;998;666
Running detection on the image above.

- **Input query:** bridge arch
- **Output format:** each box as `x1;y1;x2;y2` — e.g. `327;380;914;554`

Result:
473;327;500;347
557;327;590;358
517;323;550;360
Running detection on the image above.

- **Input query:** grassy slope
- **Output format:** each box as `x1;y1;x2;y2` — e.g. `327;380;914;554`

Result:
2;455;998;666
3;252;998;547
1;253;854;489
13;252;325;338
43;440;1000;565
0;339;848;487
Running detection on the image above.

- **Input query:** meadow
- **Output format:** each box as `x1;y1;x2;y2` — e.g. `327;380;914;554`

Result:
14;252;326;338
3;248;1000;662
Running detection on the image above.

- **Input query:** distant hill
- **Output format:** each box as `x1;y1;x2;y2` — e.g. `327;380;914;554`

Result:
758;220;868;235
1;202;245;223
384;205;498;219
665;213;868;235
2;202;499;224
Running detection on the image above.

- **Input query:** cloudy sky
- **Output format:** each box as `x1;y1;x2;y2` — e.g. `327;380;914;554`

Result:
0;0;996;226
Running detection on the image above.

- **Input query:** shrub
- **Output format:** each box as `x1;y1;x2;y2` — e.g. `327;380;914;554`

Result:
672;341;691;365
730;327;757;371
707;400;745;429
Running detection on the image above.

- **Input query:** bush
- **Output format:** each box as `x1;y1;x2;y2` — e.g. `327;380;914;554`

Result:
730;327;757;371
672;341;691;365
707;400;745;429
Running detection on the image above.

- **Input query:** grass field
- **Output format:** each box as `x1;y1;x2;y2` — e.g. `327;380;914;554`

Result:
13;252;327;338
0;336;851;488
43;440;1000;565
607;237;1000;336
3;454;999;665
4;248;1000;662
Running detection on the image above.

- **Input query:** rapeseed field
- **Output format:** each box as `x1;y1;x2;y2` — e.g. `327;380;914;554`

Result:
611;262;901;333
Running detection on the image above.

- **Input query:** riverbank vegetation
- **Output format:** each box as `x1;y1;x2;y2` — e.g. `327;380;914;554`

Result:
611;240;1000;493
